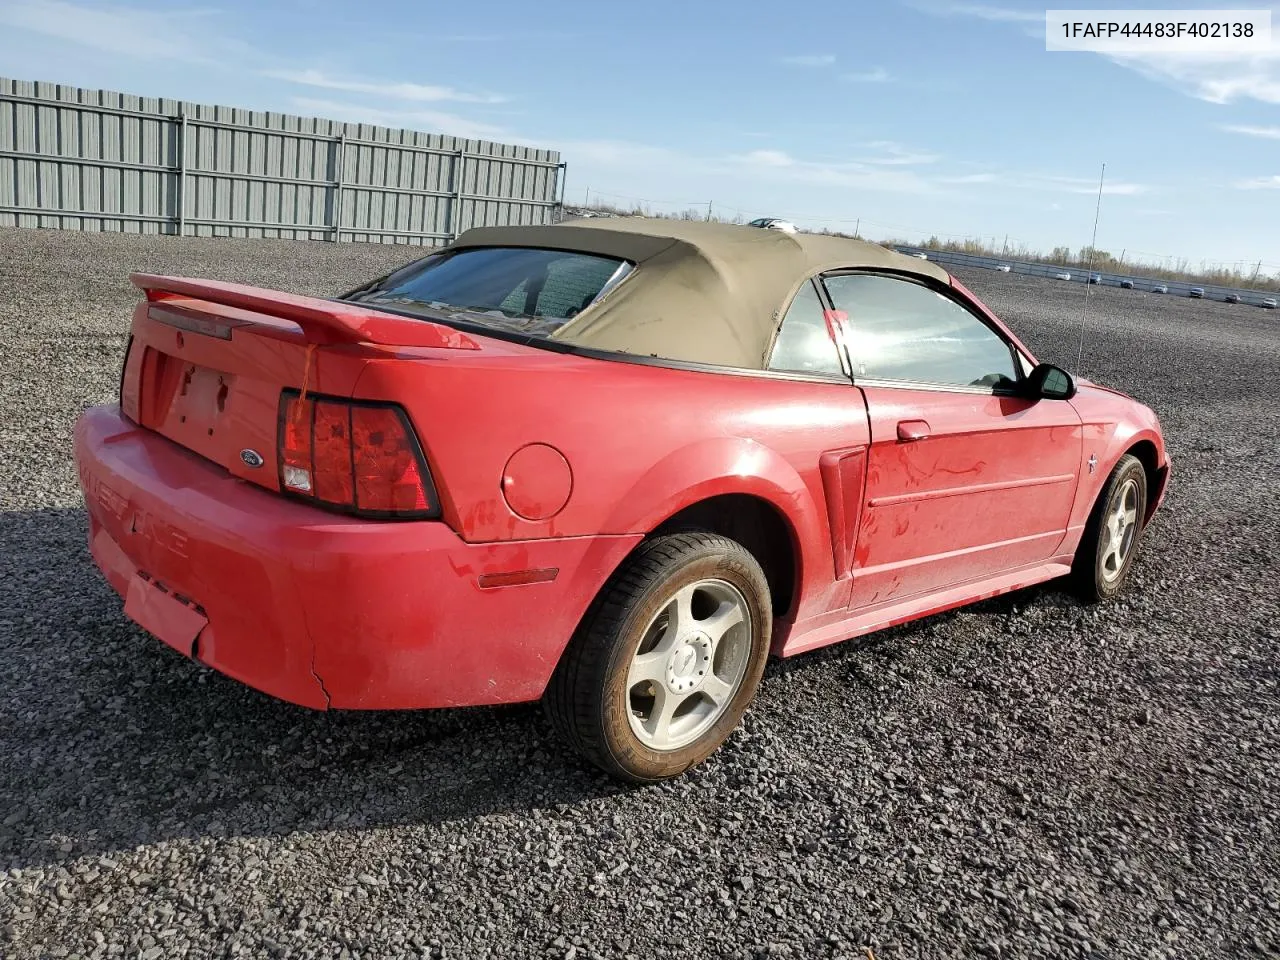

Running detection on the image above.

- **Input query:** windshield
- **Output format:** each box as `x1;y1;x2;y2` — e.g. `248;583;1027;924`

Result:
345;246;633;336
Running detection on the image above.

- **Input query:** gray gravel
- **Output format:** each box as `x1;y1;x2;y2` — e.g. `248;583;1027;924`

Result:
2;227;1279;960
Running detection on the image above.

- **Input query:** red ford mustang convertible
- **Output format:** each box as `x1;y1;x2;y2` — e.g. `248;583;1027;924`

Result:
75;219;1169;781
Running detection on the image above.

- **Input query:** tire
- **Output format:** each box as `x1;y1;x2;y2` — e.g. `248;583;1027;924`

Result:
1071;454;1148;603
544;531;772;783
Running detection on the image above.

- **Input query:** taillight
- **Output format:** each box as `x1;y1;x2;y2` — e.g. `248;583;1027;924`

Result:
351;405;432;512
280;396;315;493
278;391;439;519
313;400;355;504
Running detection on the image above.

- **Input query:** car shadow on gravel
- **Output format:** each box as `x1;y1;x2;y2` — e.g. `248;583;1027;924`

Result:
768;578;1082;680
0;507;634;871
2;505;1094;873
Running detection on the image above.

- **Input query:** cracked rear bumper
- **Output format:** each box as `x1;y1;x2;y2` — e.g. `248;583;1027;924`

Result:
75;405;642;710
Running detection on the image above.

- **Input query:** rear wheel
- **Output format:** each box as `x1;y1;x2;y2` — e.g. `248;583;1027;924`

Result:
545;532;772;782
1071;454;1148;602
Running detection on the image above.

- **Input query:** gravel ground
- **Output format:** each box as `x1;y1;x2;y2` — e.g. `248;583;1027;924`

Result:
2;227;1278;960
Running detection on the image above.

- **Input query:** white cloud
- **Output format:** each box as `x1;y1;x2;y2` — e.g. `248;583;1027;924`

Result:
1220;124;1280;139
552;138;979;203
266;68;505;105
0;2;509;140
940;172;999;184
937;170;1147;195
553;138;1165;238
842;67;891;83
920;0;1280;105
951;3;1041;21
1094;5;1280;105
424;34;505;43
740;149;795;168
0;0;250;62
290;97;505;141
911;2;1042;23
1029;174;1149;196
731;149;942;195
581;141;948;197
1107;46;1280;105
860;141;940;165
1236;175;1280;189
0;0;516;121
1092;183;1148;196
780;54;836;67
539;139;683;169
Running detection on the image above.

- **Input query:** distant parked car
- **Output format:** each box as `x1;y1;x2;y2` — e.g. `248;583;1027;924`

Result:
996;264;1012;273
1089;274;1102;284
1189;287;1205;299
1225;293;1242;304
747;217;798;234
1119;279;1135;289
1263;297;1277;309
1055;272;1072;281
1152;284;1168;294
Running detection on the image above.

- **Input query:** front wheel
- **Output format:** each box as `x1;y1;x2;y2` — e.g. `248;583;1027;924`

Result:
1071;453;1148;602
544;532;772;782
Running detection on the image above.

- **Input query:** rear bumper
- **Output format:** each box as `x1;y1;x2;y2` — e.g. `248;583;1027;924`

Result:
75;405;641;710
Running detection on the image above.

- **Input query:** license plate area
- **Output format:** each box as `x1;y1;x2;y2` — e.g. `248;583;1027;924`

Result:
141;350;237;455
165;358;233;437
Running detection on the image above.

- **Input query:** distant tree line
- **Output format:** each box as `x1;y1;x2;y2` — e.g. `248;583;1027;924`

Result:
896;236;1280;292
561;204;1279;293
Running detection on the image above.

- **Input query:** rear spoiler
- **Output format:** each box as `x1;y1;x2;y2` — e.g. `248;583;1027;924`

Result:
131;274;479;350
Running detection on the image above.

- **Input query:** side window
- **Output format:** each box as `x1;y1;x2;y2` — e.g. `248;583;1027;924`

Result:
822;274;1017;389
767;280;845;378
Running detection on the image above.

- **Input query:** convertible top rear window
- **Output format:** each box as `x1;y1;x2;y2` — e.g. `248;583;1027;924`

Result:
345;246;633;337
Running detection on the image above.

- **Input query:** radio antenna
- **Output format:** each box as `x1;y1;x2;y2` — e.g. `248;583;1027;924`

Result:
1075;162;1106;375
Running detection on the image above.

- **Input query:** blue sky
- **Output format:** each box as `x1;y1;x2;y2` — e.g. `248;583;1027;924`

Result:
1;0;1277;270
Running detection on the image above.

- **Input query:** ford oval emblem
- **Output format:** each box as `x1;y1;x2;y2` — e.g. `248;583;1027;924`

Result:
240;449;265;468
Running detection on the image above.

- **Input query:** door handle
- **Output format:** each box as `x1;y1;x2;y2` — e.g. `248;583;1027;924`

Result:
896;419;931;442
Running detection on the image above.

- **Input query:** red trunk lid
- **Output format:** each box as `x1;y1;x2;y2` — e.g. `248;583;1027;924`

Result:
121;275;478;492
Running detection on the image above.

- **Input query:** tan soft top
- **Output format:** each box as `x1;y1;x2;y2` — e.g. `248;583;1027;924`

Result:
450;217;951;369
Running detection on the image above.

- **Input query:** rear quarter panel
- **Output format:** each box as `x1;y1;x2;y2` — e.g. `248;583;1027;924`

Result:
354;344;871;624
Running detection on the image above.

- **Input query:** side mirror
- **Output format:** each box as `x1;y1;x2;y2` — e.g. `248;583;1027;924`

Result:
1025;363;1076;400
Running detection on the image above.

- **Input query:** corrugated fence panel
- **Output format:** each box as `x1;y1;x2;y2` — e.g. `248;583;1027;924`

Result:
0;76;564;246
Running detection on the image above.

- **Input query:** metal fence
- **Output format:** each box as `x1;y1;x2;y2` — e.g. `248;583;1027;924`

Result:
895;245;1280;307
0;78;565;245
